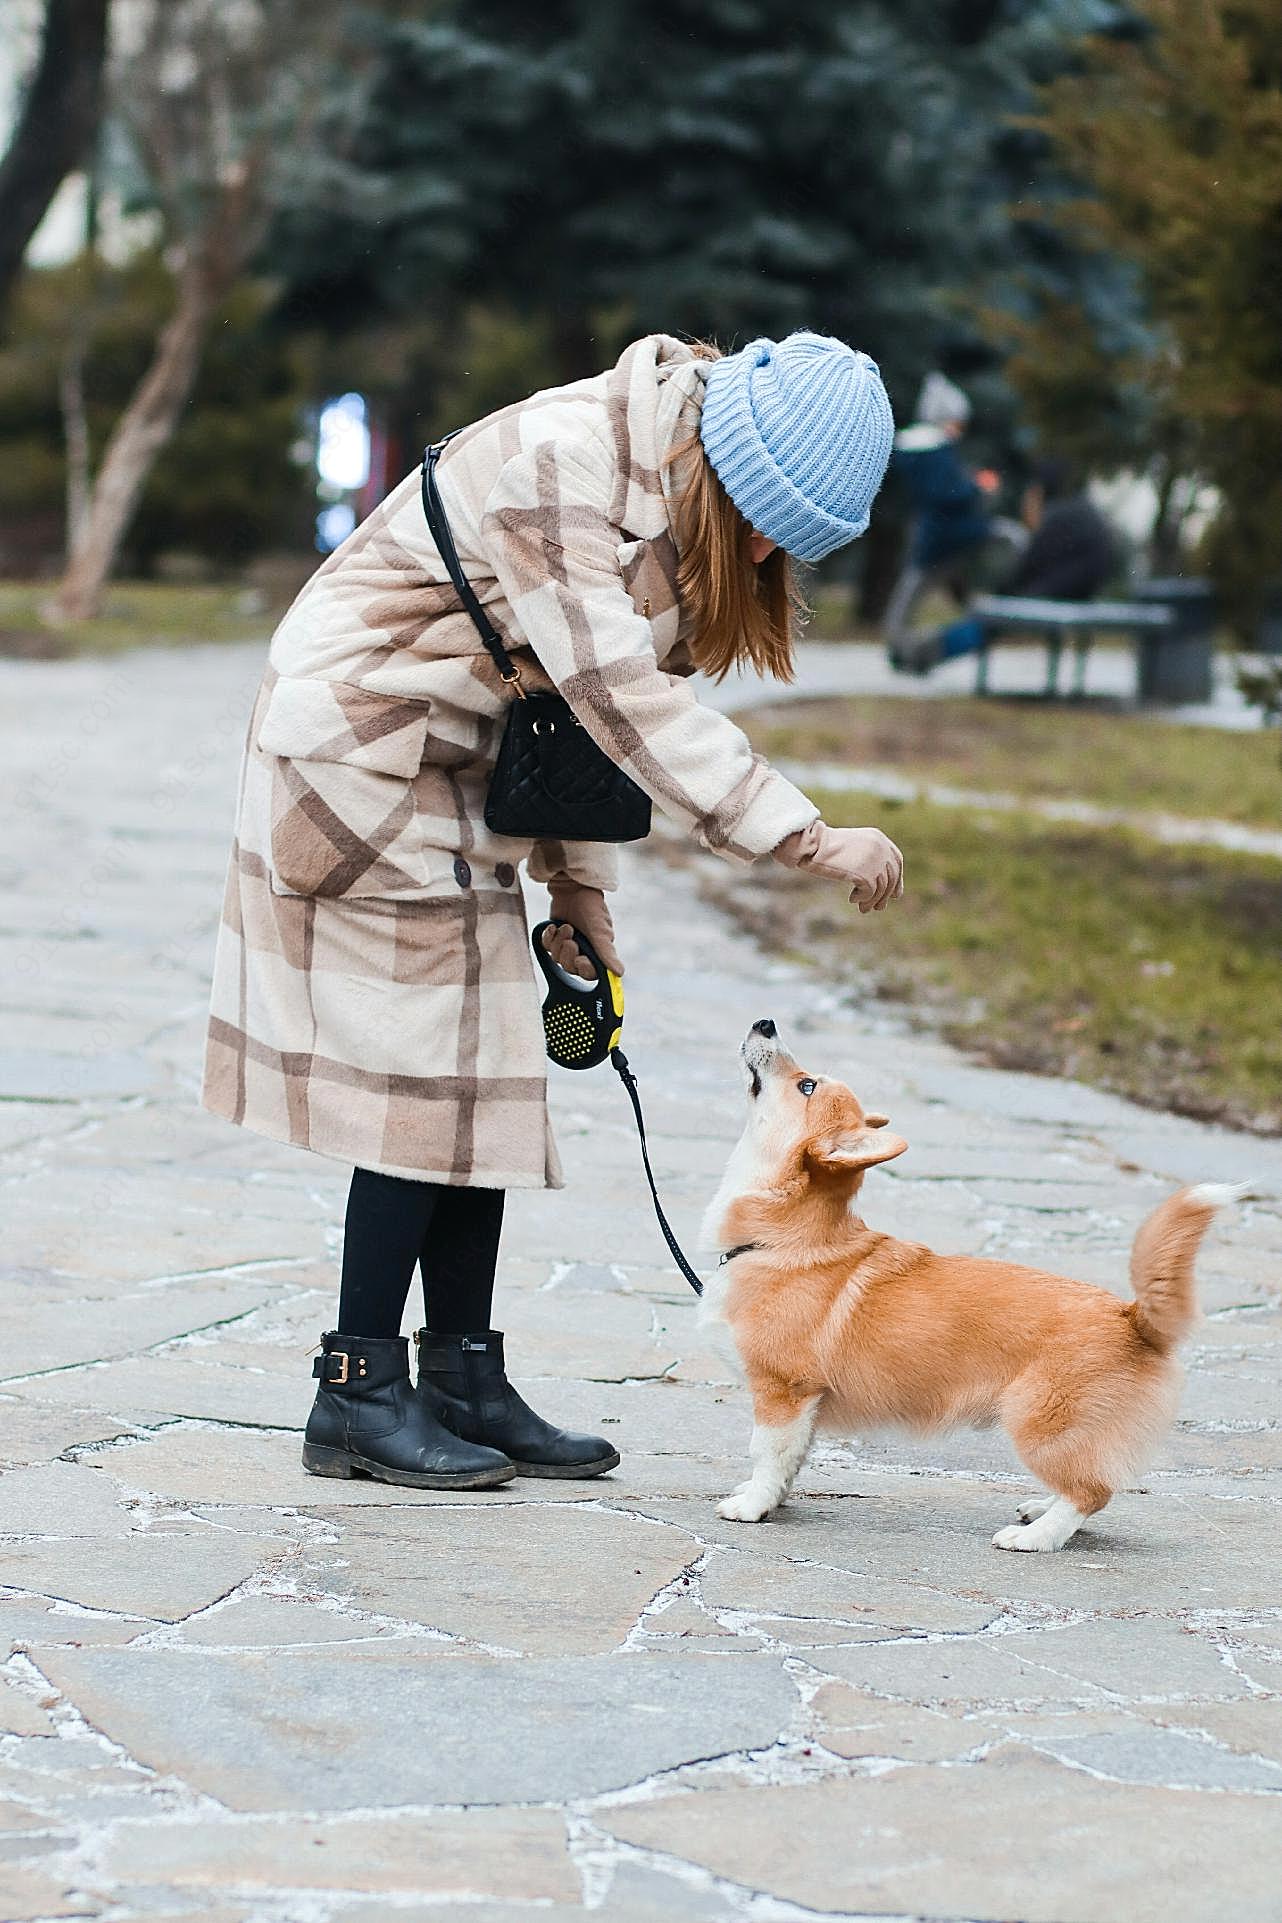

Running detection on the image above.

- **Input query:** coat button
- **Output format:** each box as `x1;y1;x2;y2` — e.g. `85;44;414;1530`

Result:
495;862;516;888
453;857;472;889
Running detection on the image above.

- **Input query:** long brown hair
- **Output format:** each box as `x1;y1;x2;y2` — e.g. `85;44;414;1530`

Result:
667;341;806;684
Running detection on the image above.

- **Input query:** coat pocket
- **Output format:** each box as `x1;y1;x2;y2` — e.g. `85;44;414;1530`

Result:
256;675;433;778
616;532;683;658
257;678;433;899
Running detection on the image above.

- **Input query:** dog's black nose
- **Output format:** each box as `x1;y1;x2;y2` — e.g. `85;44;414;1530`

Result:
751;1018;776;1038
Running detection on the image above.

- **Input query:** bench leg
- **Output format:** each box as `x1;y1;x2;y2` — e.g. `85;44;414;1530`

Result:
1073;633;1092;697
1045;632;1063;697
975;642;990;695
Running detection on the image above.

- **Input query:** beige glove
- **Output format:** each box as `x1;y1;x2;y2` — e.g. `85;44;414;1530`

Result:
773;821;904;912
543;877;624;979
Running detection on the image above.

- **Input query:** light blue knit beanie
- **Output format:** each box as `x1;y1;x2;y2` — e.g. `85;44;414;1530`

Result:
698;331;895;562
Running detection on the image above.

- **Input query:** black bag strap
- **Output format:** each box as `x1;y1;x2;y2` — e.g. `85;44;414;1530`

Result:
421;437;525;697
610;1047;704;1297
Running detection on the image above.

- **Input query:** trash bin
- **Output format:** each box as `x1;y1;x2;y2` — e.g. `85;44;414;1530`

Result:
1133;578;1216;704
1256;585;1282;657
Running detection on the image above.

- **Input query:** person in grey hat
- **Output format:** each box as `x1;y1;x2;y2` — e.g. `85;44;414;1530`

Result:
883;372;996;662
896;455;1118;674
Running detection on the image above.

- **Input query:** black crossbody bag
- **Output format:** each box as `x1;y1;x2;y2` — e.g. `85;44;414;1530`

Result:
421;438;652;844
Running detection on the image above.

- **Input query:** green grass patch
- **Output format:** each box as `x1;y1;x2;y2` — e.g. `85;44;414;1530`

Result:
0;580;287;658
741;695;1281;833
732;792;1282;1134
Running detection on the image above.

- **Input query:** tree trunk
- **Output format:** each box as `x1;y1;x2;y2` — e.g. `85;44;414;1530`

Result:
50;255;223;621
50;162;259;622
60;339;91;552
1148;456;1182;576
59;167;99;557
0;0;109;320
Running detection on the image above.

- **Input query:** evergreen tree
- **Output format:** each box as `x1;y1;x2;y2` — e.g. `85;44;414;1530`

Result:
271;0;1139;612
1016;0;1282;624
281;1;1126;426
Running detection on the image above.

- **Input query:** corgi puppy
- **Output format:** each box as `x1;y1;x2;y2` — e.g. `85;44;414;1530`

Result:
700;1019;1241;1552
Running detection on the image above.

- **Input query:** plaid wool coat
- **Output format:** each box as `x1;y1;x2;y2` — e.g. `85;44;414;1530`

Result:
202;336;820;1187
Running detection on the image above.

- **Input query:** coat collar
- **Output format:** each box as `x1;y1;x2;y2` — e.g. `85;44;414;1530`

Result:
604;335;712;543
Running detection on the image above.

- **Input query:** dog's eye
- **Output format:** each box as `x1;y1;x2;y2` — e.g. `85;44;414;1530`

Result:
797;1078;816;1096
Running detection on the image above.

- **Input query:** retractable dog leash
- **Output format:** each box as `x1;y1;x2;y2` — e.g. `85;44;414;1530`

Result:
531;921;705;1297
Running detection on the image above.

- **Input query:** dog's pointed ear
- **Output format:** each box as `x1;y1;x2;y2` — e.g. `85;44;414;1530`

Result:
809;1124;908;1172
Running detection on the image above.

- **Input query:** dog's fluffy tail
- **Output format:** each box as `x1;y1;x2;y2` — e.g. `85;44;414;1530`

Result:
1128;1182;1248;1353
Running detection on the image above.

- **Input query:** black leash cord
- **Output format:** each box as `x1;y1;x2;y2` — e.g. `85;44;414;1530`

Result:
609;1047;704;1298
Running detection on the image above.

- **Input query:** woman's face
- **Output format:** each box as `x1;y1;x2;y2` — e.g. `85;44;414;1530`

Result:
748;531;777;565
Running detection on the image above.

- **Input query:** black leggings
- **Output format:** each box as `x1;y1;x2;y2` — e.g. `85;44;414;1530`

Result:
337;1168;505;1339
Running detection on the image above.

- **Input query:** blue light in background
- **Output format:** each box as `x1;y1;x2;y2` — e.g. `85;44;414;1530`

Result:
315;503;357;553
316;392;371;492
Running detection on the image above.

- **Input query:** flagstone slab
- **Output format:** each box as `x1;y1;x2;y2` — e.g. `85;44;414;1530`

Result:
1153;1698;1282;1758
0;1045;158;1103
0;1184;325;1289
1;1532;280;1624
0;1396;131;1467
818;1618;1251;1709
1;1601;147;1649
0;1102;101;1156
698;1547;999;1635
0;1462;132;1538
162;1595;422;1649
0;1681;57;1736
27;1355;312;1429
808;1683;992;1762
601;1746;1282;1921
0;1281;283;1379
38;1647;796;1809
301;1503;700;1655
94;1807;577;1900
1029;1720;1282;1789
0;1864;96;1919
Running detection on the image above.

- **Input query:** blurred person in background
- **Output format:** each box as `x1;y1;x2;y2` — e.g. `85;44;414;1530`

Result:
201;331;905;1493
892;454;1117;674
883;371;997;663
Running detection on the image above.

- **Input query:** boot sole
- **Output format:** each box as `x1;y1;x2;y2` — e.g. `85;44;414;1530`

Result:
302;1442;516;1491
508;1449;621;1480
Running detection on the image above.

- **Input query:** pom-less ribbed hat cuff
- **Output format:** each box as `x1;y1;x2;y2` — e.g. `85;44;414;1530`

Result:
703;429;871;562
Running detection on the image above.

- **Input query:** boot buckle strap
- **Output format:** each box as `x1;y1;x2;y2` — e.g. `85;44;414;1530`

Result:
314;1350;368;1385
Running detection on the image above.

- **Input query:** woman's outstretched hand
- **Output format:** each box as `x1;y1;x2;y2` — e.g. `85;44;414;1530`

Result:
772;821;904;912
544;880;624;978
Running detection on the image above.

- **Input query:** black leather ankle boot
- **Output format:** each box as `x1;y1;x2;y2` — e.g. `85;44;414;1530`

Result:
303;1331;515;1489
416;1330;620;1479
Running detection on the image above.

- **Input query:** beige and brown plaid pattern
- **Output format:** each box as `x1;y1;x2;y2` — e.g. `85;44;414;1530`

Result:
203;684;560;1186
201;335;818;1185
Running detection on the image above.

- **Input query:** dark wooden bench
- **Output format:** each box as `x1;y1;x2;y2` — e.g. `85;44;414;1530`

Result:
968;582;1216;704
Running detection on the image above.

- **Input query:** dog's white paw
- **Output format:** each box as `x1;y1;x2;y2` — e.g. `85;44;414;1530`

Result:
717;1486;775;1523
1016;1495;1055;1523
992;1523;1055;1552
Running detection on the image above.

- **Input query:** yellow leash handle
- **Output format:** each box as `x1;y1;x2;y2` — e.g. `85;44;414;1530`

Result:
531;920;624;1069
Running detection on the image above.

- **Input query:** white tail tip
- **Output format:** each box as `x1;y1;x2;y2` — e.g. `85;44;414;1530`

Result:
1187;1180;1253;1209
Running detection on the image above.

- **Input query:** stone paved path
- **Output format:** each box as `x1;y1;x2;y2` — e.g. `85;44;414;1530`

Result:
2;642;1280;1923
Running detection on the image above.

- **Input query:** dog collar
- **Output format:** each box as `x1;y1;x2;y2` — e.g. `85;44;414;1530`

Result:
718;1241;763;1266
